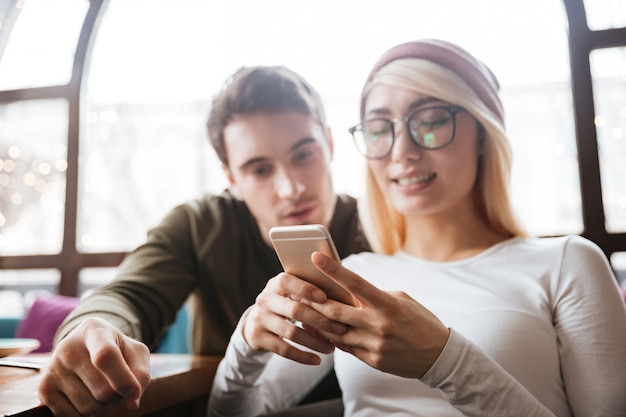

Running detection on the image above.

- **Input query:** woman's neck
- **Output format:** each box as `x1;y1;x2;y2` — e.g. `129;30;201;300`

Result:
402;212;507;262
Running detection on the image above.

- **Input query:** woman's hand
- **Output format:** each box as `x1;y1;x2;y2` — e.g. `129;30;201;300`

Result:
307;252;450;378
241;271;348;365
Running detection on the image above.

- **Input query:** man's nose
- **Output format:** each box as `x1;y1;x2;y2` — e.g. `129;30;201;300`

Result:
276;169;305;199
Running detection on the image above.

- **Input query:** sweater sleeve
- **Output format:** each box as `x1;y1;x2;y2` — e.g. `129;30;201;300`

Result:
55;202;202;348
552;236;626;416
209;311;334;417
421;236;626;417
421;329;557;417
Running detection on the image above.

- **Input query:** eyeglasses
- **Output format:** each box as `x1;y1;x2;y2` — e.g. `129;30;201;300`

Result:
348;106;465;159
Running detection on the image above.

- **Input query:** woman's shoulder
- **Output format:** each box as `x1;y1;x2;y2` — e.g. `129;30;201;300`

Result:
342;235;608;271
503;235;611;279
511;234;604;257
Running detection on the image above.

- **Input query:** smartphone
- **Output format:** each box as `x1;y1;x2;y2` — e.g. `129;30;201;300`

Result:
269;224;356;306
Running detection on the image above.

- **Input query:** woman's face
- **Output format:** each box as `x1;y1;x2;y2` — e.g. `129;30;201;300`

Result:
364;84;481;220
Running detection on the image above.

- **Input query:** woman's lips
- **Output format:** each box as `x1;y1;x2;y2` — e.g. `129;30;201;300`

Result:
394;172;436;186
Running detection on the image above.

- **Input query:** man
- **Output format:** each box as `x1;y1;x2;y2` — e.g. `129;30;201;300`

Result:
38;66;370;417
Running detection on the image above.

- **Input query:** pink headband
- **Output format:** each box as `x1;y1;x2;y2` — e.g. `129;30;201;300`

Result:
361;39;504;123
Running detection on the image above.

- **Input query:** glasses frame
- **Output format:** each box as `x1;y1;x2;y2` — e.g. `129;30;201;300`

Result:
348;105;465;159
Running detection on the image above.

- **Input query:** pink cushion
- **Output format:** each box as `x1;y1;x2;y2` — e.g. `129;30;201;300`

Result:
15;295;80;353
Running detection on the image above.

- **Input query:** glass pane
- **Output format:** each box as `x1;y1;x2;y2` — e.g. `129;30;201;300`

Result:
78;267;118;298
0;0;89;90
583;0;626;30
77;102;217;252
610;252;626;302
0;269;60;317
507;83;581;235
79;0;575;251
590;47;626;233
0;99;68;255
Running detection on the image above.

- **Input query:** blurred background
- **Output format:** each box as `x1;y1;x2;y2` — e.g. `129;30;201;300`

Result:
0;0;625;317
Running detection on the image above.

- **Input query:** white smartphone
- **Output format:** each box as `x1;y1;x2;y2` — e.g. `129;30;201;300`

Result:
269;224;356;306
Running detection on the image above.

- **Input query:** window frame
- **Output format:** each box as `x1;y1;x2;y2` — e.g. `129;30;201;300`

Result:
563;0;626;257
0;0;624;296
0;0;125;296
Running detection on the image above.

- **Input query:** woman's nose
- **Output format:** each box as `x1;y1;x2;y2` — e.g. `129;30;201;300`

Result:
391;122;423;161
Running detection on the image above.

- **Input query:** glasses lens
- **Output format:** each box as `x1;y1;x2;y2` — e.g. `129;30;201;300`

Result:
408;107;455;149
352;119;393;158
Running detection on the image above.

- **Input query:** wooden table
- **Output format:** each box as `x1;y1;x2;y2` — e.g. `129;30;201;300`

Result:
0;354;222;417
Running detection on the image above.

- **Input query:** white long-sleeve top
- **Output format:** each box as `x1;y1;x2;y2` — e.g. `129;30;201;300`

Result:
209;236;626;416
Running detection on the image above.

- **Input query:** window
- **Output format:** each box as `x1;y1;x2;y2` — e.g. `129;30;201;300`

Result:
589;47;626;234
583;0;626;30
564;0;626;284
0;0;88;90
81;0;577;248
1;0;625;317
0;99;68;255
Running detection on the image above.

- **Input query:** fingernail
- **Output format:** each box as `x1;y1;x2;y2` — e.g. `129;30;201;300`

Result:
316;252;330;268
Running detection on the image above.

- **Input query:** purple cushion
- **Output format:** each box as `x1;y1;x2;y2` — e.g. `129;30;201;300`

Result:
15;295;80;353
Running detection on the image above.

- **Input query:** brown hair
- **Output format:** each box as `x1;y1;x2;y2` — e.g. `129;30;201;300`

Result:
206;66;326;166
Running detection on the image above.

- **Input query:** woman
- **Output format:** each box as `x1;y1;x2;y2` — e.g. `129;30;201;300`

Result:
208;40;626;416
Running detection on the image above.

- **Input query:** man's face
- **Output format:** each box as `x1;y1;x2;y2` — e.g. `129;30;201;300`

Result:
223;111;336;245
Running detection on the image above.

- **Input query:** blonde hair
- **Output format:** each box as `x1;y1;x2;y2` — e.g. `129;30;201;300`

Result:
359;59;527;254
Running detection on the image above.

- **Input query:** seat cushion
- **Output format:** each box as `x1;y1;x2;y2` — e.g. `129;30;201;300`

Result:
15;295;80;353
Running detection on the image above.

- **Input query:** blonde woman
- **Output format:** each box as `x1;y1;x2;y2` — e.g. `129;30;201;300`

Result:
209;40;626;417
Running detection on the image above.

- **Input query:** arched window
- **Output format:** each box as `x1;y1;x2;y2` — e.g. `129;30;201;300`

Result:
0;0;625;316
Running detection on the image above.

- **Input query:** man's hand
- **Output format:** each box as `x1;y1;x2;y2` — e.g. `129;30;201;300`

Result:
38;318;151;417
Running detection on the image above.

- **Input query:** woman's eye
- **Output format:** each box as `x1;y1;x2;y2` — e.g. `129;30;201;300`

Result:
366;126;390;142
414;111;452;130
423;115;451;128
370;128;388;138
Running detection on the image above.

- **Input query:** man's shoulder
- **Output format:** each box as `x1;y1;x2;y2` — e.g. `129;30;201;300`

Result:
335;193;358;213
336;193;358;204
331;193;371;256
178;190;249;218
154;190;253;236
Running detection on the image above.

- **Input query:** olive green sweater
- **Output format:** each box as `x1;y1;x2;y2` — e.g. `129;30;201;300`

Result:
56;190;370;355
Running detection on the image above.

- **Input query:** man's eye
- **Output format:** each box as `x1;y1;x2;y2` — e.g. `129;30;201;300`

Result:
293;149;313;163
251;164;272;177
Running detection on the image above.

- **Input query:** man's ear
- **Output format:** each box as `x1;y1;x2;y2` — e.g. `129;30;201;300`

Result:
222;164;241;197
326;127;334;161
